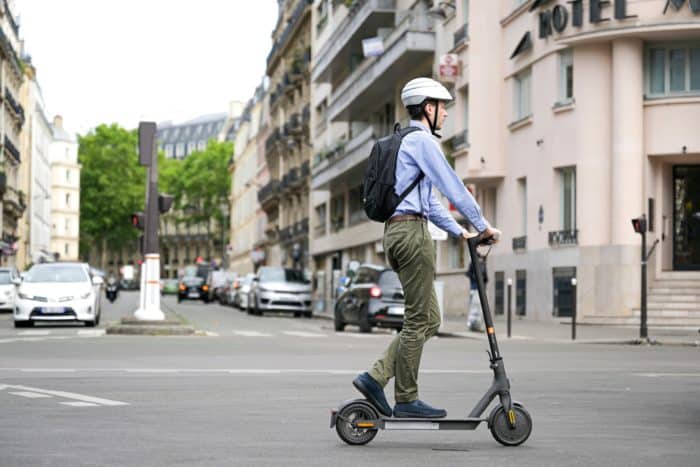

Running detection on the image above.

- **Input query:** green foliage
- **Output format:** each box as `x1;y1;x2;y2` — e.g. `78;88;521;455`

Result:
78;124;145;257
162;140;233;226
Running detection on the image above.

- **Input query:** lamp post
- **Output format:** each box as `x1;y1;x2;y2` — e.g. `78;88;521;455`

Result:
219;200;229;269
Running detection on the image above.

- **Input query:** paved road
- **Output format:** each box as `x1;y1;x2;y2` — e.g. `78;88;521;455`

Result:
0;291;698;466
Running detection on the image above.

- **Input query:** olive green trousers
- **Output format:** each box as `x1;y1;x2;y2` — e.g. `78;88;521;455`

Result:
368;220;441;403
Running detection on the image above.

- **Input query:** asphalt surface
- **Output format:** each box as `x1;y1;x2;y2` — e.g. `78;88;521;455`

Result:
0;291;698;466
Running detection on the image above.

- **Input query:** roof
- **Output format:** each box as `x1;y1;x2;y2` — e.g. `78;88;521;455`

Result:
52;125;76;143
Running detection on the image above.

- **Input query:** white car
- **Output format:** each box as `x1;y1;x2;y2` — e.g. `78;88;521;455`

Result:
13;263;103;328
0;267;19;312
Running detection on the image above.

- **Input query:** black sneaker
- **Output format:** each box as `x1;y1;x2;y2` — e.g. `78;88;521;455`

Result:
393;400;447;418
352;372;392;417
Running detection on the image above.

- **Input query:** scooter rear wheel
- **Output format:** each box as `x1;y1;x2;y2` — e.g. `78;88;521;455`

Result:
335;401;379;446
489;403;532;446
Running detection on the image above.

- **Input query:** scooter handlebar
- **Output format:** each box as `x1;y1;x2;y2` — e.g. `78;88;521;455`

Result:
468;230;500;248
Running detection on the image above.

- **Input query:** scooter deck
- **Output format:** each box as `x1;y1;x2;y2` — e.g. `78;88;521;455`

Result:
331;409;485;431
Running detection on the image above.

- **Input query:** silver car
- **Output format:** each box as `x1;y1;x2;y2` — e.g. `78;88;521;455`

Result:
248;267;312;317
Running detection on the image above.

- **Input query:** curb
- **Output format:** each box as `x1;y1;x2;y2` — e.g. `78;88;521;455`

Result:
106;305;198;336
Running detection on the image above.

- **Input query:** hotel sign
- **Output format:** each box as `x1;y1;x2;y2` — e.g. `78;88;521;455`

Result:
663;0;700;14
535;0;636;39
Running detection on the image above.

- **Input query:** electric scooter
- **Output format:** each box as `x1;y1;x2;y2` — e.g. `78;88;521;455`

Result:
330;232;533;447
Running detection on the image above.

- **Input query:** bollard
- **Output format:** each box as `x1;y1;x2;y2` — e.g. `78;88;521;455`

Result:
507;278;513;339
571;277;577;341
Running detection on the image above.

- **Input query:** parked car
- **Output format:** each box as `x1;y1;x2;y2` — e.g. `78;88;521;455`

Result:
177;276;209;303
334;264;405;333
248;267;312;317
231;273;255;310
13;262;103;328
161;278;179;295
0;267;20;312
207;270;236;304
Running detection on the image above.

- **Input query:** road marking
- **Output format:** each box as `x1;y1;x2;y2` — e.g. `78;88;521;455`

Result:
634;372;700;378
336;333;389;338
10;391;52;398
78;330;106;337
61;402;100;407
233;331;273;337
0;384;128;406
283;331;327;338
18;330;50;336
21;369;76;373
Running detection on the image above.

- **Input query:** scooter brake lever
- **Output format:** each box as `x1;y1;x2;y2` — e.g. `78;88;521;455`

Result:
485;350;493;361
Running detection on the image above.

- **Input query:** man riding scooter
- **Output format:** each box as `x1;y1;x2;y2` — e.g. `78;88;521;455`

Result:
105;273;119;303
353;77;500;419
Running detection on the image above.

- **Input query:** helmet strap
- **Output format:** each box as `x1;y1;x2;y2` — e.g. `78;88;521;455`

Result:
422;99;442;139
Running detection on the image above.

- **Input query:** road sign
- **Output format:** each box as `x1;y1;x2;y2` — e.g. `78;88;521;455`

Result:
438;54;459;82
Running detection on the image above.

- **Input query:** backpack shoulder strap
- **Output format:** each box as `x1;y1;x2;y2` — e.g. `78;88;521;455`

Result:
395;125;424;201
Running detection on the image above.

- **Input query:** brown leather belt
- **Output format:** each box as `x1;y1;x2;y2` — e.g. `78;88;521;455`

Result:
387;214;427;224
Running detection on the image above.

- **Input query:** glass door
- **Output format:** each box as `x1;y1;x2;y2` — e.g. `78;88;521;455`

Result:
673;166;700;270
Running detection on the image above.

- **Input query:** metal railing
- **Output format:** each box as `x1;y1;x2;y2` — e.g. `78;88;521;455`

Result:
549;229;578;247
3;135;20;163
451;130;468;151
257;181;280;204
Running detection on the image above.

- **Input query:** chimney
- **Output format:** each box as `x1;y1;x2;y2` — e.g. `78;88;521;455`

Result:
53;115;63;129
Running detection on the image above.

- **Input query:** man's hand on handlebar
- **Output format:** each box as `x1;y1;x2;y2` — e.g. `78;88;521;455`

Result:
462;227;501;245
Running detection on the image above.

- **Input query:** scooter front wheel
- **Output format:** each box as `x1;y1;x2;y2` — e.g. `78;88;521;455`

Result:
489;403;532;447
335;400;379;446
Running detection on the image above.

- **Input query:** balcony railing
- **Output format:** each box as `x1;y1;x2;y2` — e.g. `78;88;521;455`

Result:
4;87;24;126
3;135;20;163
294;217;309;235
257;180;280;205
301;105;310;126
451;130;468;151
300;160;310;178
549;229;578;247
453;23;468;49
314;223;327;238
4;0;19;38
512;236;527;251
0;28;22;78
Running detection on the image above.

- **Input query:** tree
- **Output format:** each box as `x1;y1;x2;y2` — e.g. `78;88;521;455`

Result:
78;124;145;262
169;140;233;227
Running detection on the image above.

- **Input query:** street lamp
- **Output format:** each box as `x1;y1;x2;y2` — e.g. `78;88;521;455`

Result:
219;200;229;269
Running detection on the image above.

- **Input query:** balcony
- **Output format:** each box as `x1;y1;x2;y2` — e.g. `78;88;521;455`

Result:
314;222;327;238
301;105;310;126
549;229;578;247
3;135;20;163
294;217;309;236
0;28;21;79
328;11;435;122
290;47;311;79
312;0;396;83
2;186;25;218
266;0;313;74
281;167;301;192
4;87;24;127
300;160;310;178
279;226;293;242
288;113;302;135
453;23;468;50
512;236;527;251
257;180;280;209
311;124;377;190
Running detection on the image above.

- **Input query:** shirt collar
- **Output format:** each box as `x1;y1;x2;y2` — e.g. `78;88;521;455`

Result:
409;120;430;133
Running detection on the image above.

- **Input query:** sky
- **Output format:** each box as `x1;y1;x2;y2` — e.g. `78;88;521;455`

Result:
16;0;279;135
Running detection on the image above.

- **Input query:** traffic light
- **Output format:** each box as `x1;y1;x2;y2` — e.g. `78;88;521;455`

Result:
131;212;145;230
158;193;174;214
631;216;647;234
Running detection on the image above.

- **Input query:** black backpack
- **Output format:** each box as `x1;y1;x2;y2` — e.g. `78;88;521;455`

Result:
362;124;423;223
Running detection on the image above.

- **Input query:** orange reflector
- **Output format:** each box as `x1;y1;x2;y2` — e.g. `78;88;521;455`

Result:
356;422;375;428
487;327;495;334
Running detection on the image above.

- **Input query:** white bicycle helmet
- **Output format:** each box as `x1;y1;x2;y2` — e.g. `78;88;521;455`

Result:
400;77;453;107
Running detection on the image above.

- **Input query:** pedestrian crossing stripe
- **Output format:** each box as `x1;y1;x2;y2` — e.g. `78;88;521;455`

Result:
233;331;273;337
283;331;327;338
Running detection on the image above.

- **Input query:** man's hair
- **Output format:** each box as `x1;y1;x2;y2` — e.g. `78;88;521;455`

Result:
406;103;424;120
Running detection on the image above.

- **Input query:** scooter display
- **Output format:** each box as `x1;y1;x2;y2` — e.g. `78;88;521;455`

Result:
105;283;119;303
330;232;532;447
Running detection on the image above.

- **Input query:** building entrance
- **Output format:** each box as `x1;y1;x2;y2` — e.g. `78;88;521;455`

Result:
673;166;700;270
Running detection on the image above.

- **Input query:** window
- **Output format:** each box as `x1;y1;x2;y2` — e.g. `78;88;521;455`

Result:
513;68;532;121
348;185;365;226
515;269;526;316
65;193;71;207
65;169;70;183
65;243;69;256
646;42;700;97
559;167;576;230
553;267;576;317
331;194;345;233
65;219;70;234
315;203;327;237
517;177;527;235
353;268;377;285
558;49;574;103
494;271;505;316
176;143;185;158
198;140;206;151
462;0;469;23
165;144;174;158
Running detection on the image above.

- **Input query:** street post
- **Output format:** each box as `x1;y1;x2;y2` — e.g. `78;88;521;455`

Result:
571;277;577;341
507;277;512;338
134;121;164;321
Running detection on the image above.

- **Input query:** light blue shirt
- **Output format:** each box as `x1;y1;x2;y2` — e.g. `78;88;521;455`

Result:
393;120;489;237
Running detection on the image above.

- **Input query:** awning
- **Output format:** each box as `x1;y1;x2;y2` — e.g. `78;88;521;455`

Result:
510;31;532;59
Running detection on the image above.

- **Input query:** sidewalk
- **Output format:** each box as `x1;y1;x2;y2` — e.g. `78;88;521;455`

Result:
438;315;700;347
313;310;699;346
